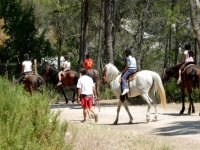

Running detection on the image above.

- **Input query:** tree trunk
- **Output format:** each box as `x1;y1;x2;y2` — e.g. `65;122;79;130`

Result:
82;0;89;62
97;0;104;71
104;0;113;64
189;0;200;53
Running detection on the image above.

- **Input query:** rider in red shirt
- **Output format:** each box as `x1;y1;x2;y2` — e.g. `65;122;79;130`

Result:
83;54;94;70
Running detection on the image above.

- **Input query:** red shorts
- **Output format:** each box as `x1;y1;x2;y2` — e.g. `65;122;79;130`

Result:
81;96;93;109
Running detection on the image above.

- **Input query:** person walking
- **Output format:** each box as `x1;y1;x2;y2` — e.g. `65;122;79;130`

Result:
77;68;98;123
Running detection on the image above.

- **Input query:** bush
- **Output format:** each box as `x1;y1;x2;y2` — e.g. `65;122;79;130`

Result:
164;78;200;103
0;77;72;150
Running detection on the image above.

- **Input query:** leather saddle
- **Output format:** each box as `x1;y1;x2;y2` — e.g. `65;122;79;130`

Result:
119;72;137;83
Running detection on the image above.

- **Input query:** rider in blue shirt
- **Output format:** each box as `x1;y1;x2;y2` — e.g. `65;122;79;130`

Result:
121;48;137;95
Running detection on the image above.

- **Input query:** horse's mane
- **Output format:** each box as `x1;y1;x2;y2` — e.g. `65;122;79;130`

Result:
166;63;183;75
104;63;120;82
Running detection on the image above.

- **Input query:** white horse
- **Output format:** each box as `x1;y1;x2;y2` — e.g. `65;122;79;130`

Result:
102;63;166;124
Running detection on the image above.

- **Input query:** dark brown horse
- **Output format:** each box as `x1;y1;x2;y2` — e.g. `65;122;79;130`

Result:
86;69;99;96
23;74;44;95
162;62;200;115
43;63;79;104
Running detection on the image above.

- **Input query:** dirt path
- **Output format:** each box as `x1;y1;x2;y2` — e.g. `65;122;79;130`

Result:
51;100;200;150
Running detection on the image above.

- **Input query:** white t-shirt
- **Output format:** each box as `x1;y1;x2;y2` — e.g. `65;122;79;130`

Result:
77;75;95;95
22;61;32;73
62;60;71;71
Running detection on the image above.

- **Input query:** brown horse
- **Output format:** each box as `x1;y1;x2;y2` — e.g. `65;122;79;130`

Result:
23;74;44;95
43;63;79;104
162;62;200;115
86;69;99;96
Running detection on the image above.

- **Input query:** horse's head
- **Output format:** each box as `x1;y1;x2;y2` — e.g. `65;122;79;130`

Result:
162;63;182;82
102;63;120;84
161;68;171;82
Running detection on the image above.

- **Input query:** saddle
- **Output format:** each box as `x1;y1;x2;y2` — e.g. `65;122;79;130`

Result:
119;72;137;83
182;62;196;74
24;72;33;80
62;70;70;77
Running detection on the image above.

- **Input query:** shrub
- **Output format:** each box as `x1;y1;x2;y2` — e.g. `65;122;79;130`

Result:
0;77;72;150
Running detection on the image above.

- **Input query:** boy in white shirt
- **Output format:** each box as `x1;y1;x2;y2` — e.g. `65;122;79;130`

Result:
77;68;98;123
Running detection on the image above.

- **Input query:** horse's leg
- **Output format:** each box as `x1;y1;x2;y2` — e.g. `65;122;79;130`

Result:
188;91;195;114
123;100;133;124
113;100;122;125
149;91;158;121
141;94;151;123
179;89;185;115
72;87;76;103
61;88;68;104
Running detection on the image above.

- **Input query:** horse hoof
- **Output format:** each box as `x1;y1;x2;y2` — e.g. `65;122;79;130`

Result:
113;121;118;125
154;116;158;121
129;120;133;124
179;111;184;115
146;118;150;123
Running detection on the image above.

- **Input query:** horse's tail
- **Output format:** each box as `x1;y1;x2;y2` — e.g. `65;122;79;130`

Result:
152;72;167;108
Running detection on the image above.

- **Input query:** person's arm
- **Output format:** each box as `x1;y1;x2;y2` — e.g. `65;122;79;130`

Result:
122;64;128;74
92;85;97;98
77;88;81;103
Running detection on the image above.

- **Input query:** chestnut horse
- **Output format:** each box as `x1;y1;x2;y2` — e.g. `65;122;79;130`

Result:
86;69;99;96
162;62;200;115
23;74;44;95
42;63;79;104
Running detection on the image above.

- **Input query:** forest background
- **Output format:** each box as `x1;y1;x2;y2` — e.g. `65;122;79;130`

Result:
0;0;200;102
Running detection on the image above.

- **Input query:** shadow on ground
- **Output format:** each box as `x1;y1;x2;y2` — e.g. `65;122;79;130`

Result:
153;120;200;136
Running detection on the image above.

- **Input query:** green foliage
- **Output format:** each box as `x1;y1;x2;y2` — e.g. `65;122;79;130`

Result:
164;78;200;103
98;84;115;100
164;78;182;103
0;77;72;149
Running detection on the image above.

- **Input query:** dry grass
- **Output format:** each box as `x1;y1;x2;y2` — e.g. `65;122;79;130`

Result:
64;123;172;150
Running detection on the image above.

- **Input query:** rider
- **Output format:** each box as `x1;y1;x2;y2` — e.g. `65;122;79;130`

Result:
57;55;71;86
83;53;94;70
17;53;33;83
121;48;137;95
177;43;194;84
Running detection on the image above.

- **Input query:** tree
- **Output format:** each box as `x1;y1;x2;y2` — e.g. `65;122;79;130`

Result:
104;0;113;63
189;0;200;64
0;19;9;47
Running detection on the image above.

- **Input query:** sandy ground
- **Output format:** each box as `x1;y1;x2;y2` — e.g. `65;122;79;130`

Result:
51;99;200;150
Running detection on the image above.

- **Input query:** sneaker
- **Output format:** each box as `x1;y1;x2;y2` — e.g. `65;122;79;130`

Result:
177;77;182;85
94;114;98;123
57;81;62;86
121;89;129;95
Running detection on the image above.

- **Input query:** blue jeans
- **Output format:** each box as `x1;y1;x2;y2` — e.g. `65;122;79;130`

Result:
121;69;136;91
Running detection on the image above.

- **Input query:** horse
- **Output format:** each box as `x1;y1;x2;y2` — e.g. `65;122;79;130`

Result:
23;74;44;95
102;63;166;124
42;63;79;104
162;62;200;115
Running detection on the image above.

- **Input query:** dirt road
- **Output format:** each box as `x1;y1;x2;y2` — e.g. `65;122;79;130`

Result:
51;100;200;150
